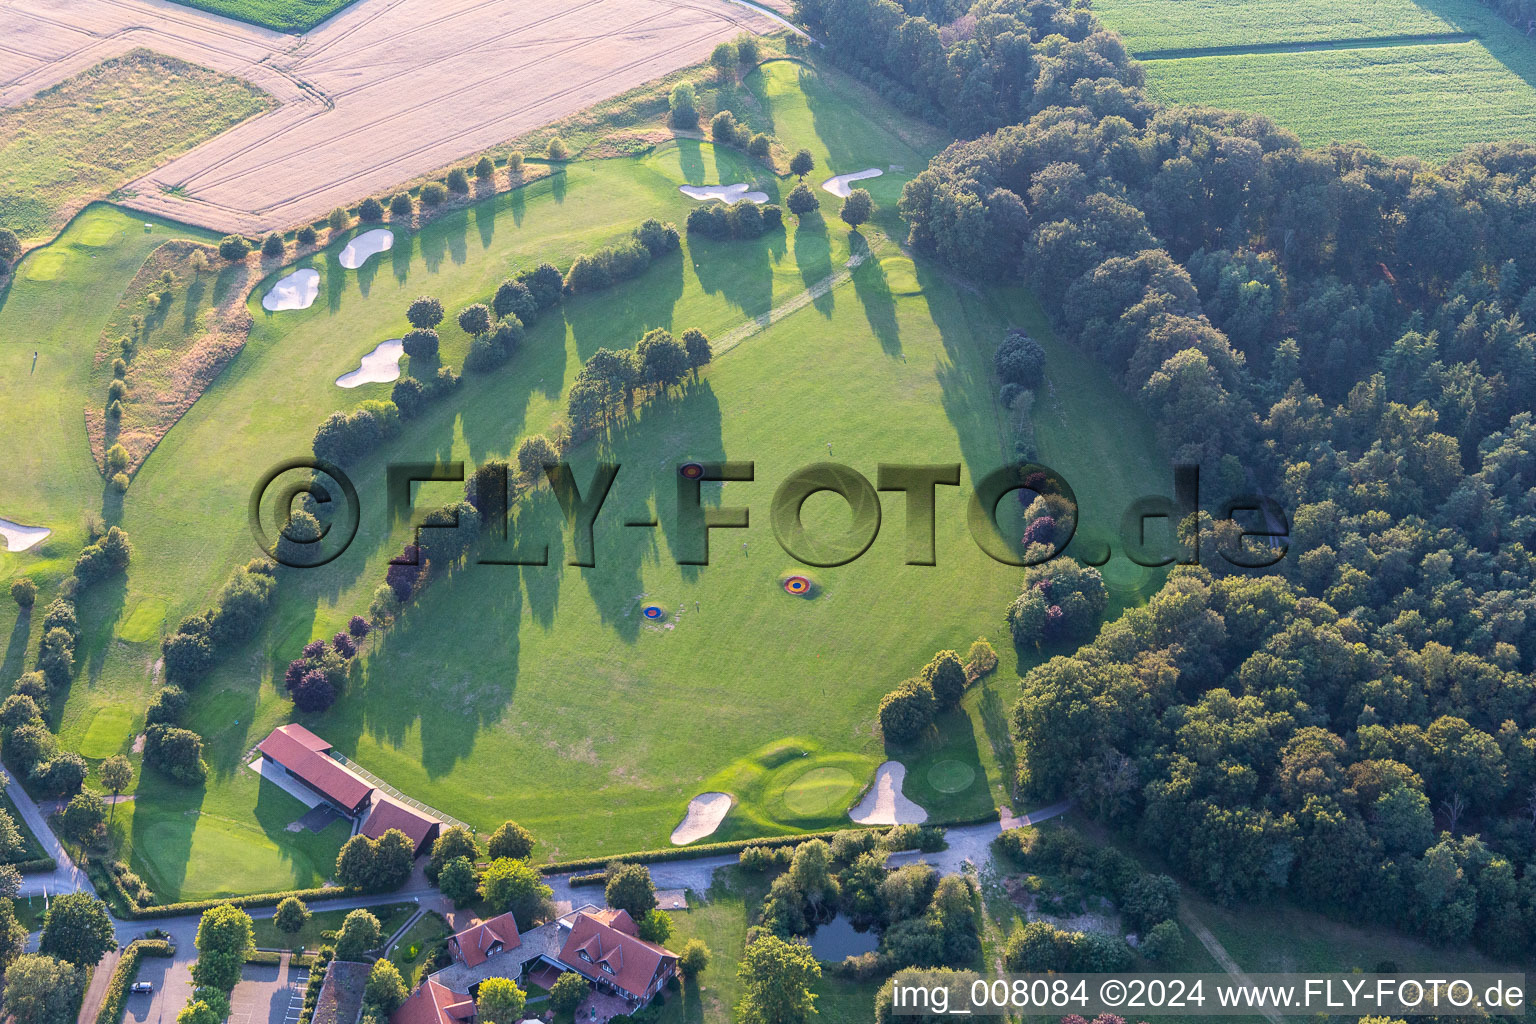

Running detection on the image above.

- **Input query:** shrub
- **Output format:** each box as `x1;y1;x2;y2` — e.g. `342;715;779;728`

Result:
419;182;447;207
112;357;127;379
921;650;967;710
748;133;771;158
311;400;401;466
678;938;710;978
634;218;681;257
328;208;349;233
506;151;524;174
878;678;935;743
840;187;873;227
406;296;444;329
475;156;495;180
297;226;318;246
145;686;189;727
0;227;20;265
10;578;36;608
389;193;413;218
546;137;569;160
1141;919;1185;961
549;973;587;1015
359;197;385;223
487;820;535;860
789;148;814;178
710;110;740;145
217;235;250;261
736;33;759;66
710;41;737;78
261;233;284;258
143;724;207;784
516;263;564;309
492;279;538;323
402;328;440;359
787;182;818;216
995;330;1045;388
110;472;129;493
669;83;698;129
446;168;470;195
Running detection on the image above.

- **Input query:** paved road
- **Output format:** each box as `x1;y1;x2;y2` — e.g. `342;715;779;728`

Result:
6;771;86;897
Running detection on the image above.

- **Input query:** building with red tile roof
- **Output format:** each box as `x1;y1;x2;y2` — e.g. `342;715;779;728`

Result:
555;909;678;1005
256;724;374;816
448;912;520;969
361;795;441;856
392;980;475;1024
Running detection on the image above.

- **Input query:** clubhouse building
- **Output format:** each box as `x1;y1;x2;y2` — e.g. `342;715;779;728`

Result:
394;906;678;1024
255;723;441;855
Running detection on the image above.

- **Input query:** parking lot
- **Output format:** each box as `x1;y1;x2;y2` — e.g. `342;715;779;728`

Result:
229;960;310;1024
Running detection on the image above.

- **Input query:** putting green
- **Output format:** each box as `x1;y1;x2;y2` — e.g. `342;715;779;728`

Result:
79;706;136;759
117;595;168;642
24;251;67;281
77;220;123;247
926;759;976;794
781;766;860;816
879;256;922;295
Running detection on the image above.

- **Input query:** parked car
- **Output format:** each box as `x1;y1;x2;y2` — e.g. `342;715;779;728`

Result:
131;982;153;994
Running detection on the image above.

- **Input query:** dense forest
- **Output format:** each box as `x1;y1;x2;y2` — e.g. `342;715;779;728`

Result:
794;0;1536;959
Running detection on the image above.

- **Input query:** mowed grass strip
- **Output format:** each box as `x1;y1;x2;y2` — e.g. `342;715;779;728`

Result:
1143;41;1536;160
1092;0;1456;52
0;49;271;243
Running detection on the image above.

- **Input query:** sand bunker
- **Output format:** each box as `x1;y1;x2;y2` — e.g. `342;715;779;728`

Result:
262;268;319;312
0;518;50;552
338;228;394;270
820;168;883;197
848;761;927;825
336;338;405;388
679;183;768;204
671;792;734;844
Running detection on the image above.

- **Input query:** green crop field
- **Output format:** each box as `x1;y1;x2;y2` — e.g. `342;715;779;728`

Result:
1095;0;1536;161
1142;41;1536;160
0;50;271;244
1093;0;1458;52
164;0;357;31
0;60;1171;900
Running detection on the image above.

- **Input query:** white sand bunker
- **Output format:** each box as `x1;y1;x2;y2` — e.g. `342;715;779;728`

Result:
262;268;319;312
338;228;394;270
821;168;883;197
336;338;404;388
680;183;767;204
671;792;734;844
0;517;50;552
849;761;927;825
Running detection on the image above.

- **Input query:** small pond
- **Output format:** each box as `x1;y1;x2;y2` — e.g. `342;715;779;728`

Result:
808;913;878;962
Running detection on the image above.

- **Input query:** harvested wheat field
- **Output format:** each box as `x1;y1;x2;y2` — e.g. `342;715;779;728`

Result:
0;0;779;235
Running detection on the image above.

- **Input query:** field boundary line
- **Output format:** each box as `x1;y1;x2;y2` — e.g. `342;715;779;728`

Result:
1135;31;1477;61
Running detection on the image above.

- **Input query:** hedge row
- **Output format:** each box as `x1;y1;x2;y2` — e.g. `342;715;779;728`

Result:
246;950;283;965
95;939;174;1024
540;828;884;874
15;856;58;874
568;872;605;887
115;883;363;920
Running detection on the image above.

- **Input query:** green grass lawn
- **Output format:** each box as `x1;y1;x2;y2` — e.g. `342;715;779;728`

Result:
0;59;1168;900
251;900;417;951
388;911;452;986
0;50;271;244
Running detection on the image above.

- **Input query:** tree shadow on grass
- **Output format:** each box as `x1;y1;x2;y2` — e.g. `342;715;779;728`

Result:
848;233;900;358
690;231;775;326
676;138;708;185
977;682;1018;803
564;251;686;362
392;229;413;284
75;572;128;705
791;213;834;316
474;201;496;252
2;612;30;694
129;776;202;900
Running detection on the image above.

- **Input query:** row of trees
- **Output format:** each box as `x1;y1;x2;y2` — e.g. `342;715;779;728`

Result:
566;326;713;434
